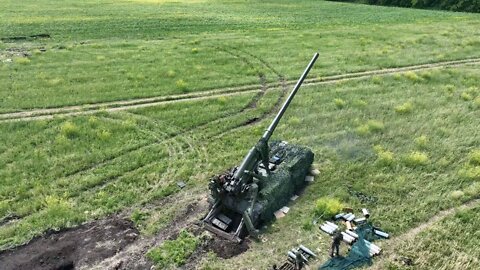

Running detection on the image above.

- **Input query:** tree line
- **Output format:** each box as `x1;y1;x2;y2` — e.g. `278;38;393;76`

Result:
328;0;480;13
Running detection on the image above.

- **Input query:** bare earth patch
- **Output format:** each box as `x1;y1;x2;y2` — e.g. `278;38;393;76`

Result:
0;217;138;270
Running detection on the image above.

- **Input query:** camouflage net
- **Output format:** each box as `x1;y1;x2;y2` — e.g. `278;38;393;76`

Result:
258;141;314;221
319;223;381;270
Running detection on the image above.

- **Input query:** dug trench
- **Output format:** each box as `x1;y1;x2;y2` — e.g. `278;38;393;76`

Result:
0;198;251;270
90;197;251;270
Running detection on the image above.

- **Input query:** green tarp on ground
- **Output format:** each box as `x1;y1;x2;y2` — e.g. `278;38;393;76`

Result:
319;223;381;270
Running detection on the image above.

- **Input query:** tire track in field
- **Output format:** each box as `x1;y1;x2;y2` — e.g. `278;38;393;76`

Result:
0;49;278;235
1;57;478;252
98;48;279;193
2;57;480;122
86;189;209;270
0;91;258;229
2;48;285;226
0;46;267;123
0;114;180;227
209;46;289;139
215;46;270;110
369;198;480;270
54;113;187;198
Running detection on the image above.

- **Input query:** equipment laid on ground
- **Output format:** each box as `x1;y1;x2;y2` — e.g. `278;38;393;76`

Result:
320;208;387;257
203;53;319;242
277;245;317;270
319;209;390;270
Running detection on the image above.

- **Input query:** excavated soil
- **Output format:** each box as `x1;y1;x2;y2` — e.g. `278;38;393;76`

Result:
205;236;250;259
0;217;138;270
181;227;250;269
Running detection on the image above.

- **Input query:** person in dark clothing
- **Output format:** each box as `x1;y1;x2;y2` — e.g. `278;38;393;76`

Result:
294;249;305;270
330;230;343;257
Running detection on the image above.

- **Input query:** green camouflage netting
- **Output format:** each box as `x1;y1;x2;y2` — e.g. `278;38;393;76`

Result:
257;141;314;221
319;223;381;270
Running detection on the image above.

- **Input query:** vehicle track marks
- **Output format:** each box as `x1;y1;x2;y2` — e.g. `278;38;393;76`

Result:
369;198;480;270
2;58;479;122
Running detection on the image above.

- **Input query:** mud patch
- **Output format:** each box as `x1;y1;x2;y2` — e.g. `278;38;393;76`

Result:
1;34;51;43
0;213;21;227
0;47;37;63
182;229;250;269
244;117;260;125
0;216;138;270
205;236;249;259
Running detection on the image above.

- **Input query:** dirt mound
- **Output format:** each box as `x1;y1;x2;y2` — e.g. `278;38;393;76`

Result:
0;217;138;270
181;230;250;269
205;237;249;259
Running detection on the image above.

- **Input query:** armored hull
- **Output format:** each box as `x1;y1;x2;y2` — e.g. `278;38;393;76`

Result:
202;53;319;241
204;141;314;241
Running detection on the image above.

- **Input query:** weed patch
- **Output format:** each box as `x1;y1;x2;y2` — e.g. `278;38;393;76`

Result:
334;98;346;109
176;79;188;92
88;116;98;127
147;230;199;268
465;182;480;197
394;101;413;114
356;120;384;135
459;166;480;180
468;149;480;166
353;99;367;108
313;197;344;219
404;71;423;83
166;70;176;78
287;116;301;126
473;97;480;108
461;92;473;101
47;78;62;86
60;121;80;139
372;75;383;84
374;145;395;166
414;135;429;149
449;190;465;200
404;151;429;166
14;57;30;64
97;129;112;140
444;84;455;94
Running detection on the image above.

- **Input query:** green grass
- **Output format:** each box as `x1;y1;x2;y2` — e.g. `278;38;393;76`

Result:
0;92;259;248
147;230;199;269
3;64;478;268
197;66;480;269
313;197;344;219
1;0;480;268
384;205;480;270
1;0;480;111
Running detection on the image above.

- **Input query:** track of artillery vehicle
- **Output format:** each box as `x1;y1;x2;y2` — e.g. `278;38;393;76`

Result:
203;53;319;242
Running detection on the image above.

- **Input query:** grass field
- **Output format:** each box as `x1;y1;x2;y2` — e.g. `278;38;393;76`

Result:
1;0;480;269
2;0;480;112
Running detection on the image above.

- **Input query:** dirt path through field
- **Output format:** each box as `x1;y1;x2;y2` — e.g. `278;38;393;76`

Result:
369;198;480;269
1;57;480;122
84;190;209;270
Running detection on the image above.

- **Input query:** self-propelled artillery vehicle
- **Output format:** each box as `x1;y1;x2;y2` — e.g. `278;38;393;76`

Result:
203;53;319;242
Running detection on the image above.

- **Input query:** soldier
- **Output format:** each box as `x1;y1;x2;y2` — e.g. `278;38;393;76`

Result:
329;230;343;257
294;249;305;270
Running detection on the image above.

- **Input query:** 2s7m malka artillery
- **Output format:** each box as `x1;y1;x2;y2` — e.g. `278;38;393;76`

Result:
203;53;319;242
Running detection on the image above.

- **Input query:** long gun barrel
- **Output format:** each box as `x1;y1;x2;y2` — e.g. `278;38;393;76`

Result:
233;53;319;181
262;53;319;140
